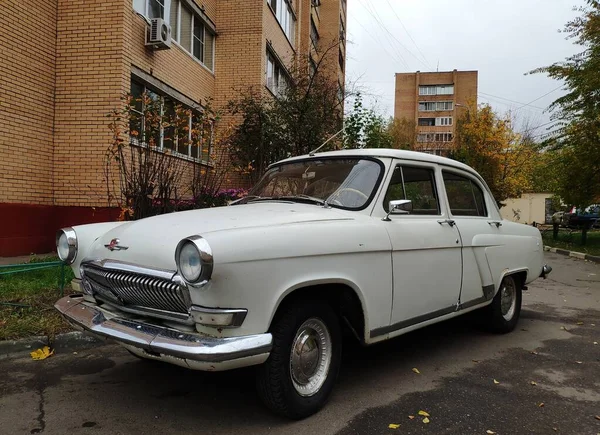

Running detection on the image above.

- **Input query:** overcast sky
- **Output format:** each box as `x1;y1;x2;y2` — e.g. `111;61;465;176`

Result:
346;0;585;133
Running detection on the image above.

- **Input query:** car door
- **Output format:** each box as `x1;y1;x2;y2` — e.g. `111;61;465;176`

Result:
372;161;463;338
440;169;512;307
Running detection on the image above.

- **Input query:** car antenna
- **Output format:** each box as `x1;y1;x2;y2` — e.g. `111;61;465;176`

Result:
309;128;345;156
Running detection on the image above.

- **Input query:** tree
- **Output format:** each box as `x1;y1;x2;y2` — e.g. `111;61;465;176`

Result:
529;0;600;211
343;94;392;149
228;42;346;183
449;104;536;206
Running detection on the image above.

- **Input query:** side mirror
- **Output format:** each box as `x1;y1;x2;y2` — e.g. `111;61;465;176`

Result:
383;199;412;221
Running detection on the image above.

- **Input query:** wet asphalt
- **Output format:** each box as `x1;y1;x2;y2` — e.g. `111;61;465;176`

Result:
0;252;599;435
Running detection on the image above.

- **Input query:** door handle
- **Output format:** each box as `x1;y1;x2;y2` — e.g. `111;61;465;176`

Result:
488;221;503;228
437;219;456;227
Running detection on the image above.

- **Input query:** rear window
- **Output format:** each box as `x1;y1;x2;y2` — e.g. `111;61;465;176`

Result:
442;171;487;217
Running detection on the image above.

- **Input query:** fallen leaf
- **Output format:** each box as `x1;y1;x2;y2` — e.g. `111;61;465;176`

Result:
552;428;557;432
575;361;583;364
591;323;596;326
531;381;537;386
412;367;421;374
576;321;584;325
493;379;500;384
538;402;545;407
422;417;430;424
418;410;430;417
530;351;539;355
560;326;569;331
595;415;600;421
388;423;400;429
486;431;496;434
594;342;598;345
472;359;480;363
30;346;53;361
408;415;415;420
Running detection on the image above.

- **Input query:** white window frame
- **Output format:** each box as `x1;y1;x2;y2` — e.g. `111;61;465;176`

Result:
133;0;170;21
418;85;454;96
436;117;453;126
418;101;454;112
266;50;291;97
267;0;296;44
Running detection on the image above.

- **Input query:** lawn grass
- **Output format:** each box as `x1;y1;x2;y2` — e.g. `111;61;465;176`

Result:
542;229;600;257
0;256;74;341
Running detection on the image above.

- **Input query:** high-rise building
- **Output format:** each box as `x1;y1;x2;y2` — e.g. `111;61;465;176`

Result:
394;70;478;155
0;0;348;256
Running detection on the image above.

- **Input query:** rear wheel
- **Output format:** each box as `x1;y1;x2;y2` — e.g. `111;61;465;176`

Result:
256;300;342;419
484;275;522;333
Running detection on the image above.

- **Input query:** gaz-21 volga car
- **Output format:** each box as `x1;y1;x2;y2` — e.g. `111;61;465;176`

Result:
54;149;551;418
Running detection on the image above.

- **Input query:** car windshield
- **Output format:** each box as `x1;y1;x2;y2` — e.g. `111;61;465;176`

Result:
246;158;383;210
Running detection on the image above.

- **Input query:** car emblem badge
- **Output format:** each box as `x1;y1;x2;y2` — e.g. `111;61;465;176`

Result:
104;238;129;251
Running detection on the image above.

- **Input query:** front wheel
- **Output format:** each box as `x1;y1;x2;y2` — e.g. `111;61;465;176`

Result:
256;300;342;419
484;275;522;333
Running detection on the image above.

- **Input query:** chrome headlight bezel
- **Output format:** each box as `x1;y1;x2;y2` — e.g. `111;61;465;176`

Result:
175;235;213;286
56;227;78;264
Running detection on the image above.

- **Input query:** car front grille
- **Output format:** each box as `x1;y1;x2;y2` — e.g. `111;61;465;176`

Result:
81;263;190;318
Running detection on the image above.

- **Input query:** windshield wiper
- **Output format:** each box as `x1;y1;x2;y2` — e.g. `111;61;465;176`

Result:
276;195;329;207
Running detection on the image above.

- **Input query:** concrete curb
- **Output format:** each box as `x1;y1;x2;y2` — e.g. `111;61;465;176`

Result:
544;245;600;264
0;331;101;360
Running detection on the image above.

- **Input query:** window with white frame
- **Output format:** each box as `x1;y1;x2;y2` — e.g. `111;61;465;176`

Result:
435;133;453;142
436;117;453;126
266;51;290;96
134;0;167;19
129;79;212;162
267;0;296;43
418;85;454;96
417;133;453;143
418;101;453;111
169;0;215;70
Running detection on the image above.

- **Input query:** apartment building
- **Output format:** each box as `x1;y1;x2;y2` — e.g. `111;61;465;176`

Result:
0;0;347;256
394;70;478;154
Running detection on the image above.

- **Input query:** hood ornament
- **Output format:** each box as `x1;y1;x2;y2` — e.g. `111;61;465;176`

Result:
104;238;129;251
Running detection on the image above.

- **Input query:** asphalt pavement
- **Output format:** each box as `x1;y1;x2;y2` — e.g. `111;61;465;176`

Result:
0;252;599;435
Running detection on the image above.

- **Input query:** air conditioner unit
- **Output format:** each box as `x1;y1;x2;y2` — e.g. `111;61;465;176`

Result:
146;18;171;50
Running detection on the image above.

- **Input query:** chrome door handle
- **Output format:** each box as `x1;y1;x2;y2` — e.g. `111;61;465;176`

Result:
488;221;503;228
437;219;456;227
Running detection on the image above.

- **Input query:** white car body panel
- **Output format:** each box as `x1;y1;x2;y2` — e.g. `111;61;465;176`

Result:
59;149;547;353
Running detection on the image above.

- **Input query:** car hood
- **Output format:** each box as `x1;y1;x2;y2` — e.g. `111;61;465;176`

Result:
84;202;354;269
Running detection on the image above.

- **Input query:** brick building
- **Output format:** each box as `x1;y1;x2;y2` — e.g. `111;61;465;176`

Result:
0;0;347;256
394;70;478;155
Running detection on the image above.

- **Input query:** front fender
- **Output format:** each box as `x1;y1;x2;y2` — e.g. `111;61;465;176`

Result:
68;222;127;277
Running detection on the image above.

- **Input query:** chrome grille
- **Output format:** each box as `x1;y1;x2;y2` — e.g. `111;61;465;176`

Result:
81;264;190;316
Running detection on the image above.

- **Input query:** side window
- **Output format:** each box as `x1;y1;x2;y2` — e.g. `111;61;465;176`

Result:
383;165;440;215
442;171;488;217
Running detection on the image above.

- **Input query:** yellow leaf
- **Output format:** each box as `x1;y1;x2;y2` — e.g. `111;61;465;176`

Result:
487;431;496;434
30;346;53;361
576;361;583;364
422;417;430;424
388;424;400;429
493;379;500;384
412;367;421;374
530;381;537;386
418;410;430;417
576;321;584;325
408;415;415;420
538;402;545;407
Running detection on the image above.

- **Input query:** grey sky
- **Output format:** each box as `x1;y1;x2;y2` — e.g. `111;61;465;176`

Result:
346;0;585;133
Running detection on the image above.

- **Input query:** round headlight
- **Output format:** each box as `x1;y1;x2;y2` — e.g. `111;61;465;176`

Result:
56;228;77;264
175;236;213;285
178;242;202;283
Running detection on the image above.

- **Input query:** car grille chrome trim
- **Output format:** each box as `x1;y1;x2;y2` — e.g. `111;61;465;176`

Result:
81;262;191;320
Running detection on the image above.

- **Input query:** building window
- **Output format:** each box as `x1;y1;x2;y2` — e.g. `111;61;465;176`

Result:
309;56;317;78
418;101;453;111
339;16;345;44
341;0;347;15
267;0;296;44
436;117;453;126
418;118;435;126
266;50;291;97
337;80;344;102
133;0;169;20
311;0;321;15
417;133;435;143
418;85;454;96
339;48;345;72
310;16;319;50
129;79;212;162
435;133;454;142
169;0;215;71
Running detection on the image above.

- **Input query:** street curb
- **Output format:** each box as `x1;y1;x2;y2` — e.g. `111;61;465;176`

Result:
0;331;101;360
544;245;600;264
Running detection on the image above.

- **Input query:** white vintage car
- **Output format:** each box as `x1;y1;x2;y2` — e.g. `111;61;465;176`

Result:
55;149;551;418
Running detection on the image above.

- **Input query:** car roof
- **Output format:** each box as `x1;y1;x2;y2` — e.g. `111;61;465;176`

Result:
275;148;478;175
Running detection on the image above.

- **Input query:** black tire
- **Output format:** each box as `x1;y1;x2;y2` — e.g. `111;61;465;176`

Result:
256;300;342;419
484;275;522;333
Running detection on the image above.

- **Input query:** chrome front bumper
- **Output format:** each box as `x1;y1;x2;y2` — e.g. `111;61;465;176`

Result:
55;295;272;371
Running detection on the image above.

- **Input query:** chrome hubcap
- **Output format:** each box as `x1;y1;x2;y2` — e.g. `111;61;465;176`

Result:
500;278;517;321
290;318;332;397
